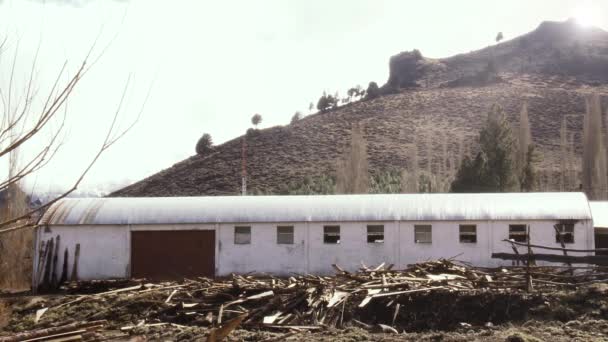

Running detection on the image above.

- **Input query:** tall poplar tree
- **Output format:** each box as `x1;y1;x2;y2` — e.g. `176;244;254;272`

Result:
336;123;369;194
582;94;607;199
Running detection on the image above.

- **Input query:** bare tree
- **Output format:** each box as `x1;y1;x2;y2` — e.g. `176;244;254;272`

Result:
0;38;145;234
569;132;578;190
402;137;419;193
582;94;607;200
518;102;532;170
426;133;433;176
560;116;568;191
335;123;369;194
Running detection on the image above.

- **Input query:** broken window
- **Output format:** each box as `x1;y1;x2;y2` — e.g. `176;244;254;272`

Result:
414;225;432;243
509;224;527;243
367;225;384;243
234;226;251;244
324;226;340;244
459;224;477;243
277;226;294;244
555;223;574;244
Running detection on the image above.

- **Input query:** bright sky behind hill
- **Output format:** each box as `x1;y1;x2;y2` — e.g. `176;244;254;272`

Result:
0;0;607;195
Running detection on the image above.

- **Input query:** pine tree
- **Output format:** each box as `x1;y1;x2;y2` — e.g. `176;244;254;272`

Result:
336;123;369;194
195;133;213;155
450;153;489;192
479;104;518;191
451;105;518;192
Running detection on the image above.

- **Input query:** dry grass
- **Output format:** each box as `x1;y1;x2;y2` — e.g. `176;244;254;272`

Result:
111;75;608;197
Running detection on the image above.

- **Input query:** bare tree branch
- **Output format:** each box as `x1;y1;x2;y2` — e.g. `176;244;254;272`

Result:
0;33;146;234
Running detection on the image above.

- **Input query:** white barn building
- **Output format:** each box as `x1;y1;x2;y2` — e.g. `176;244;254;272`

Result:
590;201;608;253
34;193;595;283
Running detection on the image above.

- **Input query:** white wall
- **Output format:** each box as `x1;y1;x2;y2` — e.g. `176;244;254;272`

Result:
35;219;594;281
37;225;129;283
398;221;492;267
306;221;397;274
217;223;307;276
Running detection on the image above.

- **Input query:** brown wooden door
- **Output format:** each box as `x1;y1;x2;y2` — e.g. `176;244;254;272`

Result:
131;230;215;280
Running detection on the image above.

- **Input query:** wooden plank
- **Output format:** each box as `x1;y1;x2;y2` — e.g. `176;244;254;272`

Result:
491;252;608;265
371;286;445;298
501;239;608;252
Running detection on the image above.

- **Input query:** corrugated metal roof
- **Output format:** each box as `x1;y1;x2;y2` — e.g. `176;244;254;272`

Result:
39;193;592;226
590;201;608;228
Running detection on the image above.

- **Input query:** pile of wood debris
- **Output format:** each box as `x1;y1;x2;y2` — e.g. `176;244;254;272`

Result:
3;259;608;341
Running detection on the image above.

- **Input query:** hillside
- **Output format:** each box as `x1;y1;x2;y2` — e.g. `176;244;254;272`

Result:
111;20;608;197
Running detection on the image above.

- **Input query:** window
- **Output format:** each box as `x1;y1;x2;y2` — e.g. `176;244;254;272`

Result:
414;225;432;243
459;225;477;243
234;226;251;244
367;225;384;243
277;226;294;244
509;225;527;243
555;223;574;244
324;226;340;244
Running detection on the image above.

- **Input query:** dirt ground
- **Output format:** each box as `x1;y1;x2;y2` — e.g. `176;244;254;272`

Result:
119;322;608;341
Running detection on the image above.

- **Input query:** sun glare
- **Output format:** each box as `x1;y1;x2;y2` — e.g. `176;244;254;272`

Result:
572;5;602;27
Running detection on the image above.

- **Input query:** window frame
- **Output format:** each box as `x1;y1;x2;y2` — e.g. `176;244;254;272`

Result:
414;225;432;244
323;225;341;244
367;225;384;243
277;225;294;245
508;224;528;243
555;223;575;244
459;224;477;243
234;226;251;245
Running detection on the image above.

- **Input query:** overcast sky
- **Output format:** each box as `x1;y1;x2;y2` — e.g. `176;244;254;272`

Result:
1;0;607;195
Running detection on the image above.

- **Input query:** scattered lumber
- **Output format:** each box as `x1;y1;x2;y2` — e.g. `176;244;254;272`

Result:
6;259;608;340
0;320;106;342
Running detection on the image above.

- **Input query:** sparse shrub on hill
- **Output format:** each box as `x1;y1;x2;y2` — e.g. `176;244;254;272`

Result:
370;169;402;194
347;85;364;102
251;113;262;128
280;175;336;195
246;127;258;136
365;82;380;100
291;111;303;124
316;92;338;112
496;32;504;44
195;133;213;155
